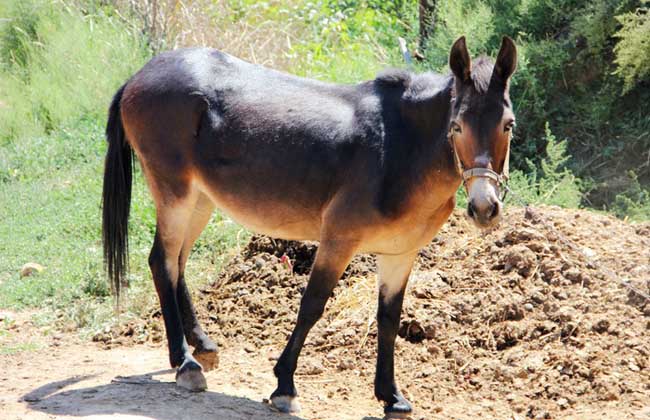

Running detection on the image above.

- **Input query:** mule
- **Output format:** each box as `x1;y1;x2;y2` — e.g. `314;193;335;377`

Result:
102;36;517;418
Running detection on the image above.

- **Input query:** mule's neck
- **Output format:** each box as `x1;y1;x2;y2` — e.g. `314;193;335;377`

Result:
405;72;458;166
378;73;461;216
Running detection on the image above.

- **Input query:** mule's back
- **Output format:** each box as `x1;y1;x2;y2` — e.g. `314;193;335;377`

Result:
121;48;386;240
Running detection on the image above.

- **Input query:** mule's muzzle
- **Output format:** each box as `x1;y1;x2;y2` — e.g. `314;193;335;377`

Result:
467;196;502;228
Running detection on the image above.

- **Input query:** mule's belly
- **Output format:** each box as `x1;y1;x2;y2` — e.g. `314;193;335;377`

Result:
194;175;323;241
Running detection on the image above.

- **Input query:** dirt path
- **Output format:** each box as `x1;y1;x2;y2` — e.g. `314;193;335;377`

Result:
1;310;647;420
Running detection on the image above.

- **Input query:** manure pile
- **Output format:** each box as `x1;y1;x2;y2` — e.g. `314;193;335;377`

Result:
196;206;649;418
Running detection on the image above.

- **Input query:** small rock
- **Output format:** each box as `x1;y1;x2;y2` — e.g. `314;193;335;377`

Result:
524;303;534;311
254;257;265;269
535;410;551;419
603;391;619;401
553;290;568;300
557;397;569;408
427;344;442;355
20;263;44;278
593;319;610;334
531;291;546;304
582;247;597;258
337;359;355;371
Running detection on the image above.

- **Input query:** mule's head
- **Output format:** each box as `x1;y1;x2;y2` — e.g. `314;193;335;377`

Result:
447;36;517;229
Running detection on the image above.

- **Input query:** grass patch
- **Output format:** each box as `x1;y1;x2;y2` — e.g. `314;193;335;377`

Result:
0;341;42;355
0;117;247;333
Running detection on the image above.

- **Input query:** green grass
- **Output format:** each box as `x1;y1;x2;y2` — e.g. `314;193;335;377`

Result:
0;341;42;355
0;1;247;335
0;116;247;332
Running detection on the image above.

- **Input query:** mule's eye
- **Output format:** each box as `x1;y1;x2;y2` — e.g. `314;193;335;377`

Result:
451;123;462;134
504;121;515;132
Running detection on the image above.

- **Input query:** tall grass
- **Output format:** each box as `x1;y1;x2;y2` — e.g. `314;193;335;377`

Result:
111;0;415;82
0;1;149;330
0;0;149;143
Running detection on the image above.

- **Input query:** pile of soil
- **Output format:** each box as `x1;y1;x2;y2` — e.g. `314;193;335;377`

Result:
194;206;649;418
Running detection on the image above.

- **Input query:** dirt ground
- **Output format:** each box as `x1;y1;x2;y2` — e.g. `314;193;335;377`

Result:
2;206;650;419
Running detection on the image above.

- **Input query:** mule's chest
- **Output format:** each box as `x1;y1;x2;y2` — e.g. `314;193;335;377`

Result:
362;197;456;255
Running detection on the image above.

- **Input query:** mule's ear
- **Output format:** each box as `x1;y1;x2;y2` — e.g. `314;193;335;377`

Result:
449;36;471;82
494;36;517;82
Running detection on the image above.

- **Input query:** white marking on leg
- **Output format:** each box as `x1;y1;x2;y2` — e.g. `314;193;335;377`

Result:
377;252;417;303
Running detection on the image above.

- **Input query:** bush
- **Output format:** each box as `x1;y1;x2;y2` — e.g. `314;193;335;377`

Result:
611;171;650;220
507;123;582;208
614;4;650;92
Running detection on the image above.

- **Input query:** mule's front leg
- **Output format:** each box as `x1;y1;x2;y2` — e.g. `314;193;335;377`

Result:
271;240;356;413
375;252;417;419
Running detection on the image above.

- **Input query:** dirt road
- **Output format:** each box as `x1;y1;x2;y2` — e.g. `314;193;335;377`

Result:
1;330;645;420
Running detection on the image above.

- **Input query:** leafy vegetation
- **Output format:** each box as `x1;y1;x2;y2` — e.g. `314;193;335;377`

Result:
0;0;648;337
0;1;245;334
507;124;582;208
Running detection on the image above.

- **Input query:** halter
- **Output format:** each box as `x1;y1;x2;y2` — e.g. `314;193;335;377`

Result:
449;129;511;200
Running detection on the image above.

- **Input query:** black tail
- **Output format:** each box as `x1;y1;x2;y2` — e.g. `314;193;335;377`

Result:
102;84;132;304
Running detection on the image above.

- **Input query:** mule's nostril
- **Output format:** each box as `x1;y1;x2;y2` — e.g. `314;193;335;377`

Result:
488;201;499;219
467;200;476;218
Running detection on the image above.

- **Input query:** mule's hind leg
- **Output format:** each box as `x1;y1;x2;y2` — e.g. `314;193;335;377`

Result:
271;240;357;413
149;192;207;391
177;192;219;371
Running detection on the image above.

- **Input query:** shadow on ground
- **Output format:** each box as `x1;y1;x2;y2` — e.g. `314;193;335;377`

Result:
21;371;307;420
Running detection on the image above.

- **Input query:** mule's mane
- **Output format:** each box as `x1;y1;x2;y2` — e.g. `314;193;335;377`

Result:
374;56;495;95
374;68;412;88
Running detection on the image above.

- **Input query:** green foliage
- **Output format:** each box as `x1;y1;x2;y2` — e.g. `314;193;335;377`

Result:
423;0;496;70
289;0;415;82
613;3;650;92
611;171;650;220
0;0;40;69
507;123;582;208
0;0;149;143
415;0;649;219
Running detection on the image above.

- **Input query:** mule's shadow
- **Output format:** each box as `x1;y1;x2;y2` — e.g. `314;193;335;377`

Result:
22;370;306;420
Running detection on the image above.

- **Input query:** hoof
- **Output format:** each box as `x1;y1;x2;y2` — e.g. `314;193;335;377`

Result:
383;395;413;420
176;360;207;392
384;411;413;420
193;348;219;372
271;395;301;413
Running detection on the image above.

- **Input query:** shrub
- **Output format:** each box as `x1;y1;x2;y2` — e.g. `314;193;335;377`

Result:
611;171;650;220
507;123;582;208
613;3;650;92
